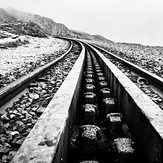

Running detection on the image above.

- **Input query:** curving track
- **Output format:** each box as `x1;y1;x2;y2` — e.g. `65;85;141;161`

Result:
0;38;163;163
90;44;163;110
0;40;82;162
0;41;74;108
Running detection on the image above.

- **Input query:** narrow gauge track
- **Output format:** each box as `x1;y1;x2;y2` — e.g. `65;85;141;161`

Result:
0;41;71;90
90;44;163;110
0;41;73;108
12;39;163;163
0;41;82;162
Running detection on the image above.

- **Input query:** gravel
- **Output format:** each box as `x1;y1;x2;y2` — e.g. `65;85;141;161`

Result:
0;43;81;162
0;36;70;88
83;39;163;78
102;54;163;110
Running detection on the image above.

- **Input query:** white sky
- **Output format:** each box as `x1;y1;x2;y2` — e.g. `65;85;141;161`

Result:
1;0;163;46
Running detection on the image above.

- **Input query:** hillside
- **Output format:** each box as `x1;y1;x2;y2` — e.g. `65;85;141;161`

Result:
0;21;47;37
92;35;114;43
0;8;17;23
5;8;70;37
2;8;113;43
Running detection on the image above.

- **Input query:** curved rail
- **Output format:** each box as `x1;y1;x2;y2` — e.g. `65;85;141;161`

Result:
91;44;163;92
11;38;163;163
11;41;86;163
0;41;73;108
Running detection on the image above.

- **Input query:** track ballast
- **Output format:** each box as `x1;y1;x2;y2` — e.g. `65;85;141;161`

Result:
0;38;163;163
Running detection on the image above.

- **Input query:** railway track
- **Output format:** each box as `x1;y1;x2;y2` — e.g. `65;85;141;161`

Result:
90;44;163;110
0;40;82;162
0;38;163;163
0;41;75;108
9;38;163;163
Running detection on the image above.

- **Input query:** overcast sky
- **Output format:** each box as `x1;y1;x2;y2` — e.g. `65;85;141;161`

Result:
1;0;163;46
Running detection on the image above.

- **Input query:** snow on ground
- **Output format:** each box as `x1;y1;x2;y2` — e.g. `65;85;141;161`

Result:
0;35;27;44
0;30;18;38
0;36;69;76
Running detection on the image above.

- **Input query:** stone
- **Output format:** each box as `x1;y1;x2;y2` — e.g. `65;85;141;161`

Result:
16;107;23;112
0;143;11;155
12;135;25;146
14;137;25;146
0;122;5;134
12;110;18;115
37;77;48;82
28;83;38;87
16;121;26;132
3;123;11;130
1;155;8;162
36;106;45;115
31;107;38;112
0;135;7;145
29;111;36;116
21;110;28;115
1;114;10;121
29;93;39;100
10;131;19;136
25;102;31;107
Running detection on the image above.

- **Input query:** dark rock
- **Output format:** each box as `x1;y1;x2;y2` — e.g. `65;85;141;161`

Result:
29;111;36;116
36;106;45;116
1;154;8;162
29;93;39;100
0;134;7;145
31;107;38;112
12;135;25;147
1;114;10;121
0;143;11;155
28;83;38;87
36;77;48;82
0;122;5;134
9;114;16;119
16;121;25;132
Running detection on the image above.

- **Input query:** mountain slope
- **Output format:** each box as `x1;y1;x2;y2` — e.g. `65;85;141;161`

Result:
0;8;17;23
0;21;47;37
5;8;71;37
92;35;114;43
2;8;114;43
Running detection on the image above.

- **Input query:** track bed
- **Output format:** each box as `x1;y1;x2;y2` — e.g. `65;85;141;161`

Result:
11;40;163;163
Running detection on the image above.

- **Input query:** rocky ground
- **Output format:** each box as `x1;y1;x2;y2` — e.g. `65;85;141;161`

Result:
85;40;163;78
0;41;80;162
85;40;163;110
0;34;70;88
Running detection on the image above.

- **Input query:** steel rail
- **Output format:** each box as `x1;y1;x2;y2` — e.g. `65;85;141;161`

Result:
90;43;163;92
11;38;163;163
0;41;73;108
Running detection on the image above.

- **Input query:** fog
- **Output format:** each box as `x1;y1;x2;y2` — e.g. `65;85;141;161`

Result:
1;0;163;46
